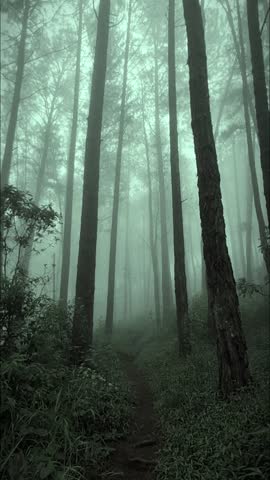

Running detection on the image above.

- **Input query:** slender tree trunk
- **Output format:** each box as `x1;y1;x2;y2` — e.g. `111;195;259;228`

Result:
105;0;132;338
232;136;246;276
247;0;270;228
142;97;161;329
59;0;83;306
188;221;197;293
153;30;174;324
168;0;190;355
214;60;236;140
1;0;30;188
224;0;269;274
72;0;110;353
201;239;206;293
183;0;251;397
246;178;254;282
123;166;131;322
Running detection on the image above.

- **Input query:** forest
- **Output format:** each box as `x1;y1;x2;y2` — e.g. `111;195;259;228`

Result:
0;0;269;478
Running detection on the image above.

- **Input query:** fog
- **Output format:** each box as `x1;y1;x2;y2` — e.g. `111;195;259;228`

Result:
1;0;269;326
1;1;269;478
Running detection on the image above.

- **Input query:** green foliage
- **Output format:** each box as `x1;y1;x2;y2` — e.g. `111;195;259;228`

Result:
0;342;131;479
237;278;268;298
137;299;270;480
1;185;60;277
0;185;131;479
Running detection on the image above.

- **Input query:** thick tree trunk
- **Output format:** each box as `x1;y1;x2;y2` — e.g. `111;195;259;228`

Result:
168;0;190;355
72;0;110;352
59;0;83;306
247;0;270;228
183;0;251;397
105;0;132;338
1;0;30;188
153;31;174;324
224;0;269;274
142;97;161;330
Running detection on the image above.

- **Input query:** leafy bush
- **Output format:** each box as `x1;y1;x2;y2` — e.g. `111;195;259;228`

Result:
1;185;59;278
0;346;131;480
0;185;132;479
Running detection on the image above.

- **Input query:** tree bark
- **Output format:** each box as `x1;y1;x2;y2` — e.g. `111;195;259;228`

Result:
72;0;110;352
182;0;251;397
142;97;161;330
59;0;83;306
153;29;174;324
105;0;132;338
1;0;30;188
247;0;270;228
168;0;190;355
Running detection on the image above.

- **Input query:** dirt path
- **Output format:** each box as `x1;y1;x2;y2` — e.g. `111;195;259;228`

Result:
100;352;158;479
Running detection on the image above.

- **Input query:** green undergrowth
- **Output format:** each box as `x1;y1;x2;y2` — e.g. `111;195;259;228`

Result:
1;323;131;480
135;296;270;480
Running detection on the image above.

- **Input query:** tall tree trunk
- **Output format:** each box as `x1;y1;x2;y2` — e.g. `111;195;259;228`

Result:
214;60;236;141
72;0;110;353
188;221;197;293
182;0;251;397
247;0;270;228
105;0;132;338
123;166;131;322
59;0;83;306
168;0;190;355
1;0;30;187
224;0;269;274
142;97;161;330
246;178;254;282
153;30;174;324
232;136;246;276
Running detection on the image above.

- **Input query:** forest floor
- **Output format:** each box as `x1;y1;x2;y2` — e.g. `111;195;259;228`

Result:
100;352;158;479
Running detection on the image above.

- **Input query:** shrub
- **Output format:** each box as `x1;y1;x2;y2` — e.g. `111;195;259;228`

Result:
0;346;131;479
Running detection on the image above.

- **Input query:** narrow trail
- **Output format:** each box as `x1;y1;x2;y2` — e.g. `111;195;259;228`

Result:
101;352;159;479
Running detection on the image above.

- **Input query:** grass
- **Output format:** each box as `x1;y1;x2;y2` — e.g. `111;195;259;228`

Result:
0;339;132;480
135;295;270;480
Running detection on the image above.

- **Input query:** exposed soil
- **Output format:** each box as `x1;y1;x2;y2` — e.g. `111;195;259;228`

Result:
100;352;159;479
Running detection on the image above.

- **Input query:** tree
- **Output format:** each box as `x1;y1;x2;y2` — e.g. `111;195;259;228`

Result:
182;0;251;397
168;0;190;355
247;0;270;228
221;0;269;275
59;0;83;306
153;27;174;324
1;0;30;188
72;0;111;353
20;67;65;274
105;0;132;338
123;165;132;324
142;94;161;330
